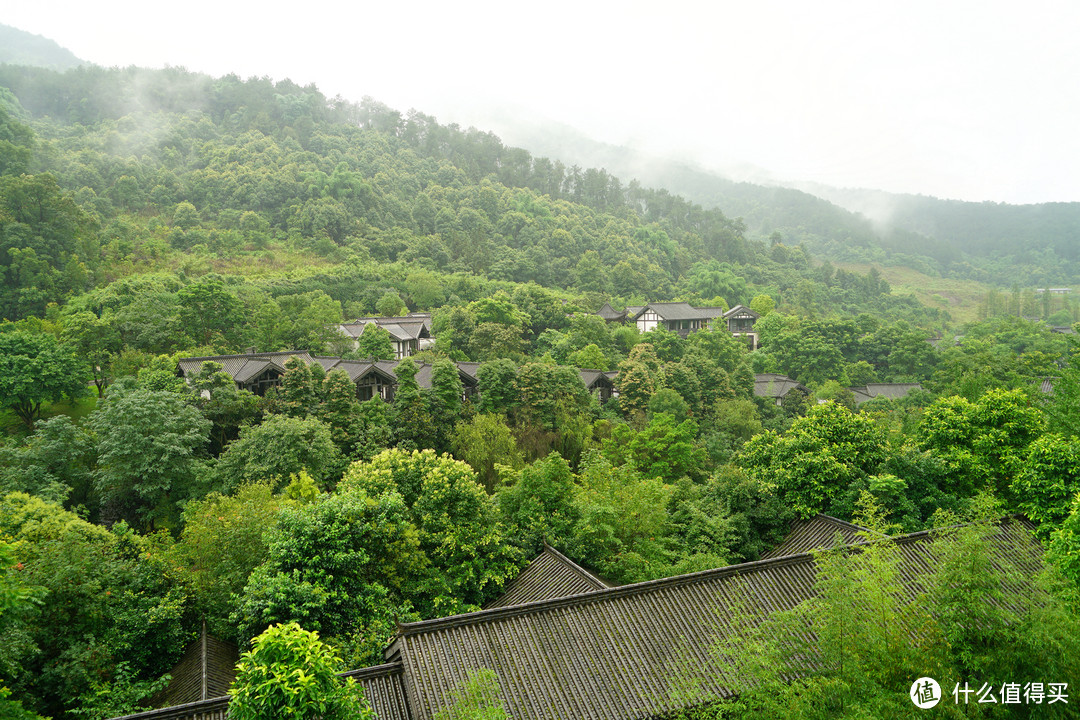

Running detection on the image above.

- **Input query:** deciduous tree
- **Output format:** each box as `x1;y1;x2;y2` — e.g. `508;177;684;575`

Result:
0;331;89;430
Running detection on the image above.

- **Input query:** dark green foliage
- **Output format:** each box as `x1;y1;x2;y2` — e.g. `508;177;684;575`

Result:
171;482;281;634
0;494;194;720
0;414;94;504
87;384;211;530
214;414;343;491
184;361;263;455
497;452;580;553
232;488;424;664
391;358;433;450
476;359;518;415
0;174;96;319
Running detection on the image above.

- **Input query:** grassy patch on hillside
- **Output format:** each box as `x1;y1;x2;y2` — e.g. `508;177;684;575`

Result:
0;395;99;440
834;263;992;325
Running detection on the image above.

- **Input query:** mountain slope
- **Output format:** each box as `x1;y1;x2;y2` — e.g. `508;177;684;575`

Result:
0;24;83;71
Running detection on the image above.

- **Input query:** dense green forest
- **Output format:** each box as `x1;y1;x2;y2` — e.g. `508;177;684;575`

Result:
0;64;1078;719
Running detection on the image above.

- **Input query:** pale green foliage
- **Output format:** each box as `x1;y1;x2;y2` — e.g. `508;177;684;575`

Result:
497;452;579;552
570;452;674;583
341;449;520;614
603;413;705;484
918;388;1044;496
229;622;374;720
1047;493;1080;602
677;497;944;719
284;470;320;504
926;497;1080;705
1011;433;1080;533
452;413;524;492
567;342;609;371
749;293;775;317
433;669;507;720
171;481;282;627
739;402;887;518
375;291;406;317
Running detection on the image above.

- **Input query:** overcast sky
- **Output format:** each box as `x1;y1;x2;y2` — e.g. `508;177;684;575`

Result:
4;0;1079;204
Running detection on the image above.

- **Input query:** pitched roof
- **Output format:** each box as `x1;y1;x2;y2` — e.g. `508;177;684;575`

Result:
110;520;1041;720
149;626;237;708
176;351;312;379
311;357;399;383
597;303;626;321
485;543;609;610
383;520;1040;720
412;362;480;390
847;383;924;405
455;361;481;380
578;368;614;389
722;304;759;319
865;382;922;399
753;373;807;399
761;515;874;559
342;662;412;720
631;302;725;322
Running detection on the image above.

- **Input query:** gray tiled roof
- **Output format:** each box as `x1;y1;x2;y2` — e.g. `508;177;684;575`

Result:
631;302;719;322
384;520;1039;720
761;515;874;559
344;316;433;342
150;627;237;708
110;520;1040;720
753;373;807;399
597;303;625;321
864;383;922;400
722;304;759;320
578;369;613;389
847;383;923;405
176;352;312;379
343;663;411;720
485;544;608;610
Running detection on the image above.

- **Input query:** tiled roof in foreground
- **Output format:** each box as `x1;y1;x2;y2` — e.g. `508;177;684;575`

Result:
386;520;1040;720
109;519;1040;720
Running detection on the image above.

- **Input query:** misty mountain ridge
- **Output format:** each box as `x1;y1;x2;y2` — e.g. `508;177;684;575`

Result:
462;106;1079;284
0;24;84;72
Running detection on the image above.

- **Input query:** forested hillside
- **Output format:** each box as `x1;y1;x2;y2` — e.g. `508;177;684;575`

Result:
487;117;1080;286
0;65;1078;720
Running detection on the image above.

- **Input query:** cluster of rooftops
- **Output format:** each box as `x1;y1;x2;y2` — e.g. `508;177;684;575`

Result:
114;514;1039;720
337;303;761;365
176;352;921;409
